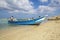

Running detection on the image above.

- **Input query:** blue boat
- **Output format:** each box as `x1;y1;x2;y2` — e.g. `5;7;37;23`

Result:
8;16;46;25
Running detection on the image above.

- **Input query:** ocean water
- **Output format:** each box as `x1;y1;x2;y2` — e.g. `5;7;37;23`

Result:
0;18;22;30
0;19;9;29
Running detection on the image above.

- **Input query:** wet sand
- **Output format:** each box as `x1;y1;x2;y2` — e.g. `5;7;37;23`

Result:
0;20;60;40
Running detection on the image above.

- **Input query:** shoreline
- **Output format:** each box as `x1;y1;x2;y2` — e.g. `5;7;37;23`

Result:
0;18;60;40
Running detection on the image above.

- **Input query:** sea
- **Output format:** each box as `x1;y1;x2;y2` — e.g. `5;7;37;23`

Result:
0;18;24;30
0;18;10;30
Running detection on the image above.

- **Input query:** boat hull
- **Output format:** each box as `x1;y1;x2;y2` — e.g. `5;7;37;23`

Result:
8;17;46;25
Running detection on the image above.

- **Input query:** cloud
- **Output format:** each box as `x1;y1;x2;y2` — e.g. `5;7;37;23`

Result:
0;0;35;14
0;0;11;9
0;0;60;15
39;0;48;2
37;0;60;14
37;6;56;13
49;0;60;7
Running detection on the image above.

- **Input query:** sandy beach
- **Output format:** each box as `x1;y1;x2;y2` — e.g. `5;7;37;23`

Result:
0;20;60;40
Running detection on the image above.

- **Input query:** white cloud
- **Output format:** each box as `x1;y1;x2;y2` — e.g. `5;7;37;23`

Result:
9;10;20;13
0;0;11;9
0;0;35;14
49;0;60;7
39;0;48;2
37;6;56;13
0;0;60;15
38;0;60;14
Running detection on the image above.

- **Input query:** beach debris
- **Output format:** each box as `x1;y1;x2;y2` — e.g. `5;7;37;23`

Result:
48;16;60;21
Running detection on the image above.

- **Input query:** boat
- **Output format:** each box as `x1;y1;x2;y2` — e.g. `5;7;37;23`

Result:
8;16;46;25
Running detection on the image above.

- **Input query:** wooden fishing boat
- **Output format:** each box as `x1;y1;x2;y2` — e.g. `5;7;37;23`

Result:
8;16;46;25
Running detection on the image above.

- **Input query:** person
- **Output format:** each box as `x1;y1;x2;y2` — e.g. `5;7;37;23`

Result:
32;17;34;20
39;16;41;18
10;16;14;21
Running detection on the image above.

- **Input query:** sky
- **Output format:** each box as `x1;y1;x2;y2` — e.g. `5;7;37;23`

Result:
0;0;60;18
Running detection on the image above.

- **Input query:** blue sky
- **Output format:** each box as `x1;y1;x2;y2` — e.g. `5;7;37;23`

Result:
29;0;51;8
0;0;60;18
